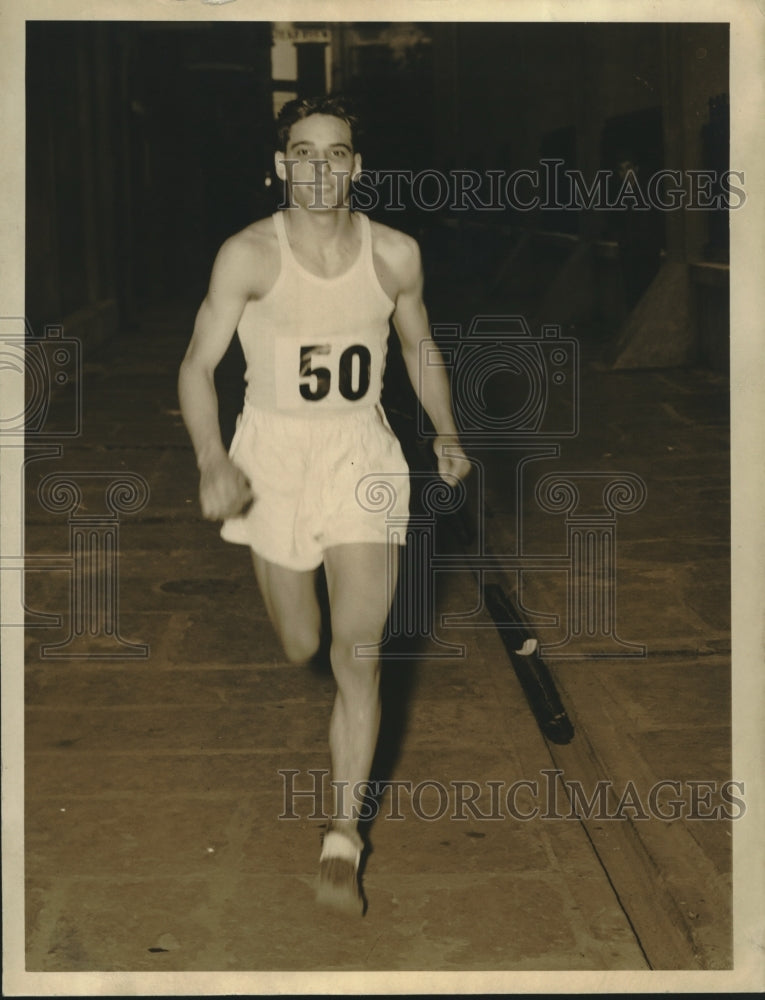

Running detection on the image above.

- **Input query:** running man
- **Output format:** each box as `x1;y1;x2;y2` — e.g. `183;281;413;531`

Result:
178;95;470;915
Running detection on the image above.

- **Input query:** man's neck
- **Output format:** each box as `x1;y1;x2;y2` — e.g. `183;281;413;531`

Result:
282;205;355;246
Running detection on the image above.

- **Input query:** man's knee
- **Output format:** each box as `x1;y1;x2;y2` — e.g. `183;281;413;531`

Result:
281;629;322;666
330;627;383;673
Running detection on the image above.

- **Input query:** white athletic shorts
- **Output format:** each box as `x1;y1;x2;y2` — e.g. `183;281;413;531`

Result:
220;401;410;571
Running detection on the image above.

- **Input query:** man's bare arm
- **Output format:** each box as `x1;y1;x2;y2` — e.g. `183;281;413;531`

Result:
178;237;254;519
390;235;471;482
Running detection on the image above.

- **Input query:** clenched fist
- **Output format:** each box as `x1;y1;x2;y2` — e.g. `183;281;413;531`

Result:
433;435;472;484
198;454;254;521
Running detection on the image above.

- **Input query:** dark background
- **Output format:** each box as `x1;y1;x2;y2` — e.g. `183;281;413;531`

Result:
25;20;730;369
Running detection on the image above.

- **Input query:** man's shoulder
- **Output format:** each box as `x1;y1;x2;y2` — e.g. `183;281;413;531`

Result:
369;218;419;255
213;216;279;295
221;216;277;262
368;219;421;278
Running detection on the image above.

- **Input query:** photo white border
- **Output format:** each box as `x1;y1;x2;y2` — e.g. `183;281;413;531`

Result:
2;0;763;995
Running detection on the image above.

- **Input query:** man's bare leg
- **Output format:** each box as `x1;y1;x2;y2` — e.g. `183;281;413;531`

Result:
251;543;398;913
255;542;397;813
318;541;399;913
250;553;322;665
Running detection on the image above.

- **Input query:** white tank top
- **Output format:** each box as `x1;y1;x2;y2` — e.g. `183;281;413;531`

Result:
237;212;395;415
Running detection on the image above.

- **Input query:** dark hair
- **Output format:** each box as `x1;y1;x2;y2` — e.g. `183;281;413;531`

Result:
275;94;362;152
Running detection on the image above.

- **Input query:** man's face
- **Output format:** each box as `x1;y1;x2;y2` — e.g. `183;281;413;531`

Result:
275;114;361;210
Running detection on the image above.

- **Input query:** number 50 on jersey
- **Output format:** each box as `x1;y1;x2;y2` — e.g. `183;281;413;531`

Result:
274;336;384;412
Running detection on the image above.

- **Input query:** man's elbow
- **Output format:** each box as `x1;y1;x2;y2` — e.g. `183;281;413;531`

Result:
178;352;196;385
178;352;214;395
399;336;418;362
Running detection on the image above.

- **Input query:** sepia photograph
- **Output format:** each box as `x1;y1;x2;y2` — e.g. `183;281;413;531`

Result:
2;0;763;995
